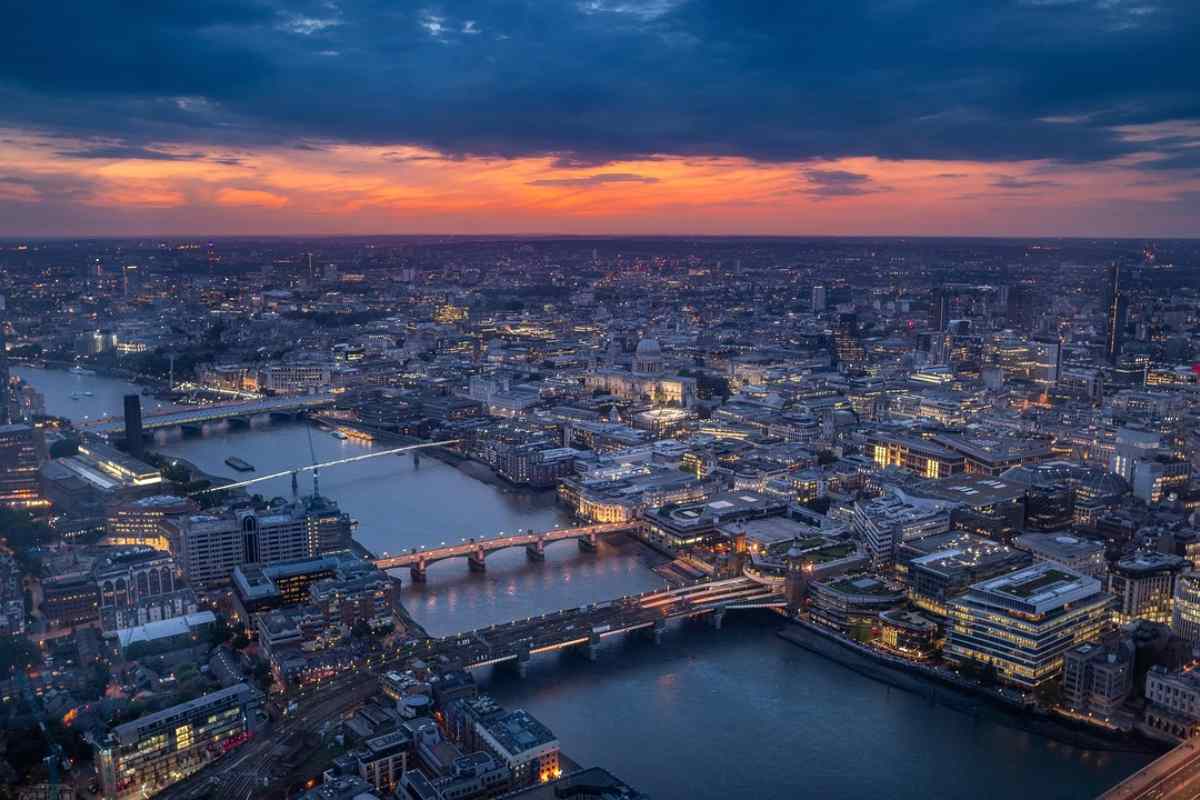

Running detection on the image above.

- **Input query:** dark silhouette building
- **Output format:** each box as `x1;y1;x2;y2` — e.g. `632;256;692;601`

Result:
1006;285;1036;331
124;394;145;459
1105;263;1128;365
930;288;949;333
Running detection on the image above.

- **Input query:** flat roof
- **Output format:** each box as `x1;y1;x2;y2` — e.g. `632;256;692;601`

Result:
972;562;1102;612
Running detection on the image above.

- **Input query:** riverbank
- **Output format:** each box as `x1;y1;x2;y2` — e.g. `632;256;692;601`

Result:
311;416;554;497
777;619;1165;756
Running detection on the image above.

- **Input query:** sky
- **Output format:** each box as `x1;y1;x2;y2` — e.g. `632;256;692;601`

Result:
1;0;1199;237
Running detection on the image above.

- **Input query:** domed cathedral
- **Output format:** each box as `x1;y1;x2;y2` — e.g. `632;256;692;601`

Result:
633;337;664;375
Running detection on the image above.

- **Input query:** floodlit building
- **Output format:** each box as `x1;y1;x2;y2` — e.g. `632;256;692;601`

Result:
945;563;1113;688
1108;553;1188;625
96;683;261;800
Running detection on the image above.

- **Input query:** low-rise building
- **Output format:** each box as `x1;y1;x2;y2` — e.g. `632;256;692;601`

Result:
358;730;412;794
95;683;261;800
1144;666;1200;741
810;574;907;638
852;490;951;568
1061;640;1133;724
945;563;1113;688
1012;532;1107;577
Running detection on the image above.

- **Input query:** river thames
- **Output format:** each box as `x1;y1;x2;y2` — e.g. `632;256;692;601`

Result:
18;366;1155;799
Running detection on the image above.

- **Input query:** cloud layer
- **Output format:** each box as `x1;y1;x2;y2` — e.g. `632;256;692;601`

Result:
0;0;1198;235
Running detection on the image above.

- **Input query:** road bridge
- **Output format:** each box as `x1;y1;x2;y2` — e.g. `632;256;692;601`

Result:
1097;734;1200;799
86;394;336;435
372;522;637;580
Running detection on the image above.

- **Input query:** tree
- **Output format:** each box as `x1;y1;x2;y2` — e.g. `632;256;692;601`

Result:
208;618;232;647
48;438;79;459
351;620;372;640
252;661;273;691
0;635;42;676
231;633;250;651
161;461;190;483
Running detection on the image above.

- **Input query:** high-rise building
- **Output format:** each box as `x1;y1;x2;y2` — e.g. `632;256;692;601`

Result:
1028;337;1061;387
812;285;827;312
0;423;46;508
832;312;865;367
96;683;260;800
123;394;145;460
121;264;140;299
930;288;949;332
0;294;8;426
1105;263;1128;364
1006;285;1036;331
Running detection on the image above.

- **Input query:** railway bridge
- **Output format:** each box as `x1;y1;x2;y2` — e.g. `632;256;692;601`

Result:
398;576;785;675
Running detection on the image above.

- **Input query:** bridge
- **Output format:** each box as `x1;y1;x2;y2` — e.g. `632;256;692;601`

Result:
86;394;336;435
390;576;784;676
1097;734;1200;799
462;576;785;674
373;522;637;581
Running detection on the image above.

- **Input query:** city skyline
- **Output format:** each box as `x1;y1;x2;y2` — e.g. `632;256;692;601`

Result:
2;1;1199;237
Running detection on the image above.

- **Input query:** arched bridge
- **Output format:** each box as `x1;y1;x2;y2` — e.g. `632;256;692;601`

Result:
373;522;636;581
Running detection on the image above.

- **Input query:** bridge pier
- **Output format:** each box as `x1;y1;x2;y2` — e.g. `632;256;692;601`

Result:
410;558;427;583
586;632;601;662
468;544;487;573
577;532;598;553
525;538;545;562
652;619;666;645
516;648;530;679
706;609;726;630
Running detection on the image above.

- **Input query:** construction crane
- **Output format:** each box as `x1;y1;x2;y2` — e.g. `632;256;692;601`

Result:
190;439;460;496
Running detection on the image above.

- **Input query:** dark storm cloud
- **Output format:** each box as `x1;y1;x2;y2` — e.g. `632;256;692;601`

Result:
1;0;1198;167
990;176;1063;189
56;145;205;161
528;173;660;187
800;169;888;198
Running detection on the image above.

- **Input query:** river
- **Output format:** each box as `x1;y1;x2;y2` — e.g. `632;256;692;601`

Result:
16;366;1153;799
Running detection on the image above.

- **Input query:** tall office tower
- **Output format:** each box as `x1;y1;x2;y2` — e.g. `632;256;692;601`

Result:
1030;337;1062;387
832;312;865;367
0;294;8;425
930;288;949;332
121;264;139;299
1006;285;1036;331
0;423;46;508
123;394;145;459
1105;263;1129;365
812;285;827;312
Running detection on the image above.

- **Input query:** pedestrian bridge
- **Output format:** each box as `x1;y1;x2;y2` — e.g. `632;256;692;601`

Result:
373;522;636;580
87;394;336;435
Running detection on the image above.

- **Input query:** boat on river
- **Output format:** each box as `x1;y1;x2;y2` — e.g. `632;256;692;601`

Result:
225;456;255;472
